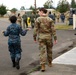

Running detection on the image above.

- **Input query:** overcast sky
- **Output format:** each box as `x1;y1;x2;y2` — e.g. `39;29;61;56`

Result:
0;0;72;10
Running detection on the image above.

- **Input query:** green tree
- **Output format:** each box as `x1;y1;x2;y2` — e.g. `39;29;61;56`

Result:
43;0;53;9
56;0;70;13
71;0;76;8
0;4;7;16
11;8;17;13
29;6;35;10
29;5;36;13
20;6;25;10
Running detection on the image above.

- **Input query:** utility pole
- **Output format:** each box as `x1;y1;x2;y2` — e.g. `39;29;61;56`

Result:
34;0;36;19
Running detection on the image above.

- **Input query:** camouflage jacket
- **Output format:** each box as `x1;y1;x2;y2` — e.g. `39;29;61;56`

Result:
33;16;57;41
22;14;27;21
4;23;27;44
30;14;35;22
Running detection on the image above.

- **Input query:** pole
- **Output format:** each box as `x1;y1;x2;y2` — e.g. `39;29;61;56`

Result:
34;0;36;19
73;14;76;29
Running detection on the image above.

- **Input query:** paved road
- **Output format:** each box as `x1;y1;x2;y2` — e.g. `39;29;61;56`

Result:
0;18;76;75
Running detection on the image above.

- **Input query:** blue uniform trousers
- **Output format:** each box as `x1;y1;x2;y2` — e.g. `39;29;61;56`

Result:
8;43;22;61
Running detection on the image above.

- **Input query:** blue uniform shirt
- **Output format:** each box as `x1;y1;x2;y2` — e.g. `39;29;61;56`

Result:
4;23;27;45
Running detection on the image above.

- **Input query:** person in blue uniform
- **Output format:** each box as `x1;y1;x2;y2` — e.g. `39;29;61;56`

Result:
60;13;65;23
3;16;28;70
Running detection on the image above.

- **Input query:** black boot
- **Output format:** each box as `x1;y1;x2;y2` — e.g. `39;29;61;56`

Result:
12;59;15;67
16;60;20;70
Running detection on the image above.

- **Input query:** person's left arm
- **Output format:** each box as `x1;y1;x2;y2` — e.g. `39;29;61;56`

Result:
19;26;27;36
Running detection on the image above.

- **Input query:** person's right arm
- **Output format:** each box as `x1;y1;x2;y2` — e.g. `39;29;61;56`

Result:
3;26;10;36
33;18;39;41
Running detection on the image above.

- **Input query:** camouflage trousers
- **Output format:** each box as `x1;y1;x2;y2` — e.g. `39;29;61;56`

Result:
38;38;53;65
23;20;28;29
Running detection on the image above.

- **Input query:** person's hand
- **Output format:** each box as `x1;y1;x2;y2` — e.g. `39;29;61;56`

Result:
34;40;37;43
74;33;76;35
54;40;57;44
2;31;5;34
26;28;31;31
1;31;5;35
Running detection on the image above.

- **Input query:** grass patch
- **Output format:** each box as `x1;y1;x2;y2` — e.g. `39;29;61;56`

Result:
28;65;41;74
55;25;73;30
19;65;41;75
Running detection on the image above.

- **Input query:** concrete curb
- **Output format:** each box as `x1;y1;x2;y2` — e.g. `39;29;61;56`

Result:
19;40;74;75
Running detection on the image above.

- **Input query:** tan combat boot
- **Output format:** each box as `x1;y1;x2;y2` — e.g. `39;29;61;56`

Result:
48;63;52;67
41;64;45;72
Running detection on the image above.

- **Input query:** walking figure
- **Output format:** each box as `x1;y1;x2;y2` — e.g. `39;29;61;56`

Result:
60;13;65;23
30;12;35;28
3;16;29;70
22;12;28;29
17;13;22;27
33;8;57;72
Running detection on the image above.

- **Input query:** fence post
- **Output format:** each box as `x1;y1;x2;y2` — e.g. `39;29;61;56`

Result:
73;14;76;29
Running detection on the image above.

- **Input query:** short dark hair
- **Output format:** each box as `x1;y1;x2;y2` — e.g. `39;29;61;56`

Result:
49;11;51;14
9;16;17;23
39;7;47;14
18;13;20;16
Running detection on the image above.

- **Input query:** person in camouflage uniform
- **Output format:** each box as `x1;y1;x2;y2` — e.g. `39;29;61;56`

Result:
3;16;28;70
30;12;35;28
33;8;57;72
17;13;22;27
56;13;60;22
22;12;28;29
36;11;40;19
